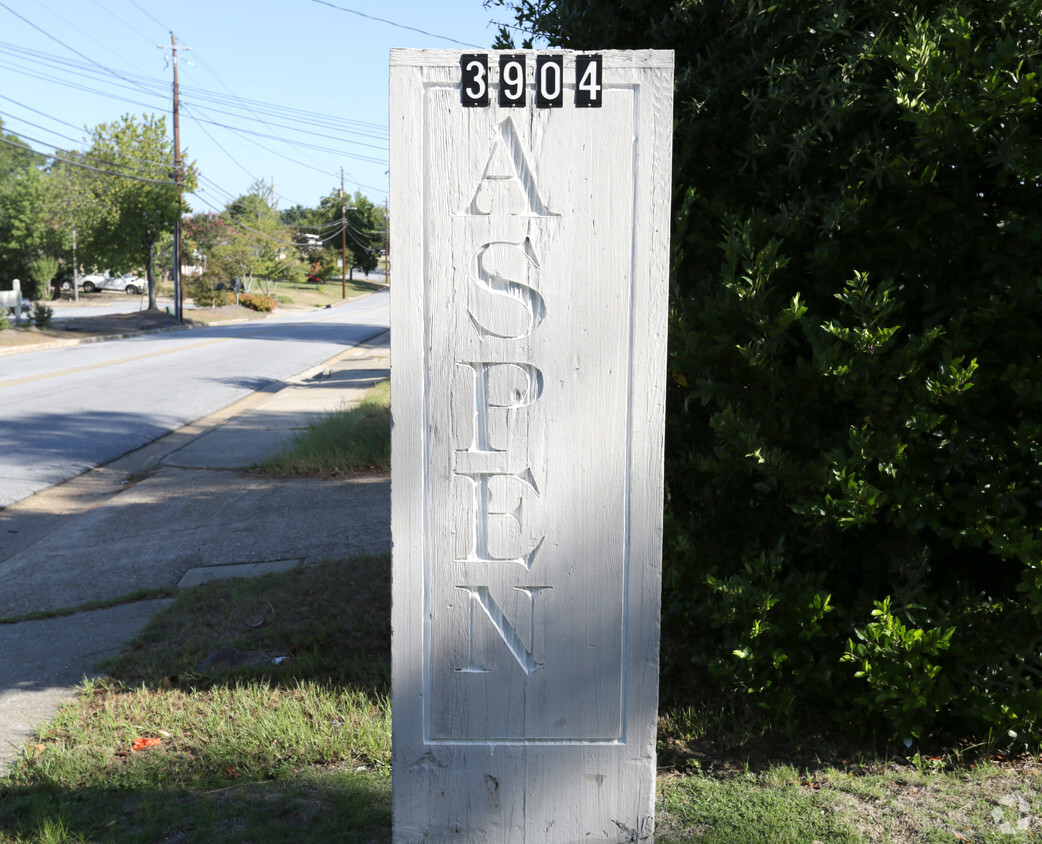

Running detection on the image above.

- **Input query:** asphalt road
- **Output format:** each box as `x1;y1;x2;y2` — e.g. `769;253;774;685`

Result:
0;290;389;508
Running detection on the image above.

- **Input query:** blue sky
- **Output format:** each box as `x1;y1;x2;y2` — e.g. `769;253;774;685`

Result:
0;0;515;213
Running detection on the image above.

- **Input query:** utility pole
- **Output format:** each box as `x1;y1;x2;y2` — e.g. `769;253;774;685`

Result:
171;32;184;321
71;222;79;302
340;168;347;299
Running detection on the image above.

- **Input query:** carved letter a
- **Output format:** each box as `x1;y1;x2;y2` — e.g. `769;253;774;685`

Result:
461;118;558;218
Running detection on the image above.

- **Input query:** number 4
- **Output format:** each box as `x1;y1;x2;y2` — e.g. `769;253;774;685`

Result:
575;54;603;108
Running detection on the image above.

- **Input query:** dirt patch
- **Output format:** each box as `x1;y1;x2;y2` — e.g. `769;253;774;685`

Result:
184;304;269;324
56;309;185;334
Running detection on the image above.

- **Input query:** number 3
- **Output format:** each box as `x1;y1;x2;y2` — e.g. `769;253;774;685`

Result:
460;54;489;107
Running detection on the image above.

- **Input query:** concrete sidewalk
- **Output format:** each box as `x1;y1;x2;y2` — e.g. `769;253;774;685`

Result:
0;331;391;770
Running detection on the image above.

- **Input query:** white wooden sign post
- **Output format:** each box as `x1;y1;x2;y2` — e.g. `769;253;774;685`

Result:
390;48;674;842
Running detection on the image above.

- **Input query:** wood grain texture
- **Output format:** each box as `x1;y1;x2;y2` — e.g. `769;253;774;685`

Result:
391;48;673;842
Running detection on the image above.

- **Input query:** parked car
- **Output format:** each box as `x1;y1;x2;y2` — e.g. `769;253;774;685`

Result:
61;271;145;295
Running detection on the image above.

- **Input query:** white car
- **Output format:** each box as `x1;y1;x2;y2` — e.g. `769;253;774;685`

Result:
64;271;145;295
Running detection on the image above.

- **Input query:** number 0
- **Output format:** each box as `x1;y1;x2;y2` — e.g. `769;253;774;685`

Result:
535;55;563;108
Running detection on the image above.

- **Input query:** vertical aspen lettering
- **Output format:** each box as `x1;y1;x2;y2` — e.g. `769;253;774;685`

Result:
455;126;551;671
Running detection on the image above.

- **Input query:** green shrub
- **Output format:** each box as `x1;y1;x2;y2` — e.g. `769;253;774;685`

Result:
498;0;1042;741
28;255;59;301
238;293;276;312
188;271;233;308
684;542;836;718
31;302;53;328
191;287;232;308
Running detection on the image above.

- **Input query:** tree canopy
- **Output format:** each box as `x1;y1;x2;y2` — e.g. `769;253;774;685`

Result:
492;0;1042;741
68;113;196;308
0;120;52;296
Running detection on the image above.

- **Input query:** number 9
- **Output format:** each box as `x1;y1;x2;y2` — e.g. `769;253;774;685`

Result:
499;55;526;107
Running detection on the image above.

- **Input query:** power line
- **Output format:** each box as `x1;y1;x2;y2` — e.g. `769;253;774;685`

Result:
185;47;345;182
125;0;168;32
0;50;389;159
309;0;485;49
0;109;83;146
0;40;390;140
181;103;340;179
0;103;178;170
0;41;387;133
86;0;157;48
0;92;87;135
0;134;174;184
31;0;153;77
0;1;158;99
0;57;167;114
183;100;388;152
185;113;386;163
0;15;391;204
0;54;387;191
0;124;175;176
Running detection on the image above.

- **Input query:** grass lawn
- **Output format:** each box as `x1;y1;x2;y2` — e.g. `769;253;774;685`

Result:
257;380;389;478
4;553;1039;843
273;277;385;309
3;387;1041;842
168;277;385;312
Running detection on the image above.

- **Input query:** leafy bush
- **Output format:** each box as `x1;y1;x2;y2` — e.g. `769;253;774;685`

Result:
31;302;53;328
496;0;1042;741
28;255;59;300
238;293;276;312
188;271;233;308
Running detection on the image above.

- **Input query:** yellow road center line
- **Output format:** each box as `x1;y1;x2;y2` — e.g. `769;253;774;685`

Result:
0;337;229;388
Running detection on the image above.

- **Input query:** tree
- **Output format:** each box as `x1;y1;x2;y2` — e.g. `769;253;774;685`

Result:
345;192;384;275
313;189;384;279
74;114;196;309
0;165;48;297
218;181;306;293
0;120;51;295
493;0;1042;740
182;211;230;268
